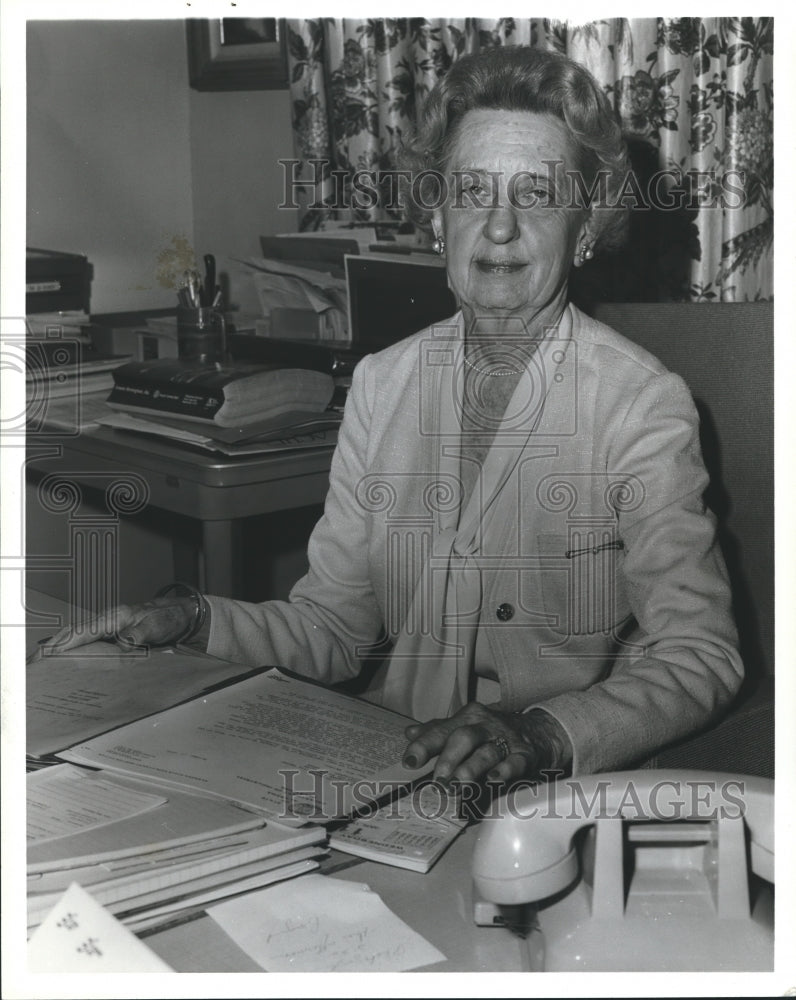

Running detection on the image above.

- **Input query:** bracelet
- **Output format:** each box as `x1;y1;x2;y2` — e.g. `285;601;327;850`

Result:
154;581;207;645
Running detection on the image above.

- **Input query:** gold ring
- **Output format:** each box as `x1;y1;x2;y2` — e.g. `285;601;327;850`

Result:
493;736;511;761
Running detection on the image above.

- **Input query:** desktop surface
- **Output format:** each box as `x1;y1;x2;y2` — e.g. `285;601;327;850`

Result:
137;835;527;973
22;591;528;974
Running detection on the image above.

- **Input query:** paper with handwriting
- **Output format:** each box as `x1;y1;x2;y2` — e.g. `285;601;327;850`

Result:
207;873;445;972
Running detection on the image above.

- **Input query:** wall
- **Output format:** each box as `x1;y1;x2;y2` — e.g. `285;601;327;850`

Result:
27;20;195;314
25;18;306;605
189;87;297;313
26;19;297;315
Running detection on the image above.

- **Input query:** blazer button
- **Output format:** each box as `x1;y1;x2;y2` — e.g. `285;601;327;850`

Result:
496;603;514;622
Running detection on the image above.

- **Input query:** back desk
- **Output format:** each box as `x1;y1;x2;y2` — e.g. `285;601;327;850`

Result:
25;424;333;600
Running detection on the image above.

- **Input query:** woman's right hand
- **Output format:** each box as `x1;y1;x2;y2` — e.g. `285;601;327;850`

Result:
39;597;200;654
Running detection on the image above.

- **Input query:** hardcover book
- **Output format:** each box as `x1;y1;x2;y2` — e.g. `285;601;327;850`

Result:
107;358;334;427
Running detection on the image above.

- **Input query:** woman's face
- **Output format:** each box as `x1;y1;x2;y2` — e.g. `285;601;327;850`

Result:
434;109;592;333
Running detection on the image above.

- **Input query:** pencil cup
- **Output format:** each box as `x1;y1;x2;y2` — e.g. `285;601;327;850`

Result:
177;307;226;364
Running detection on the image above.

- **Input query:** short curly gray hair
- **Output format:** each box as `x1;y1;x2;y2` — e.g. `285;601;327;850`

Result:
399;46;629;252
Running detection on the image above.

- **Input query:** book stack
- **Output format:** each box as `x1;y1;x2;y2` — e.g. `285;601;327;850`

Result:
99;357;341;454
107;358;335;427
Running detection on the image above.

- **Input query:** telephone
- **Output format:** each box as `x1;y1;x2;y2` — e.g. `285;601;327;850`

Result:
472;769;774;971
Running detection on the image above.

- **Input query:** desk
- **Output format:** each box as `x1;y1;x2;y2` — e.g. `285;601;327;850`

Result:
26;425;333;598
142;835;528;973
23;591;526;974
24;828;526;973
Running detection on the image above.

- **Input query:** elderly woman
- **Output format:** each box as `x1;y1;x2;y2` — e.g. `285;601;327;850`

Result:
48;47;742;788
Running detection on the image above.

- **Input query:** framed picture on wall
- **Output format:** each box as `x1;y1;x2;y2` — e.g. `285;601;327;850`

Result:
186;18;288;91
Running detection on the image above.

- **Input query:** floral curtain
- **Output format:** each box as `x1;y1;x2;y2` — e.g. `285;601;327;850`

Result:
285;18;773;302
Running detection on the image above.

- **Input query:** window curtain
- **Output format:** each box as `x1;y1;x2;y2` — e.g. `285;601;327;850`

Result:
285;18;773;302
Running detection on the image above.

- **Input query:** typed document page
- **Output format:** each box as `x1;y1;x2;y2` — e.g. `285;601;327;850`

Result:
60;669;423;821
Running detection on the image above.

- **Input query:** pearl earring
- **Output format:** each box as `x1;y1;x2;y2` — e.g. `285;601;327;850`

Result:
577;243;594;266
432;235;446;255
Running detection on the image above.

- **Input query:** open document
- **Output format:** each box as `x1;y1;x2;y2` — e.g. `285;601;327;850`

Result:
27;642;260;760
59;669;426;822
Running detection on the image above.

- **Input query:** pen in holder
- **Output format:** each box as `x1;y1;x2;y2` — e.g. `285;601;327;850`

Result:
177;306;226;365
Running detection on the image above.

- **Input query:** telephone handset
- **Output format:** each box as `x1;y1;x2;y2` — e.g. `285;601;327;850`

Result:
472;769;774;971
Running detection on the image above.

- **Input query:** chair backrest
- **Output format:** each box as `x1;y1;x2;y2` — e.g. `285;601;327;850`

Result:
591;302;774;683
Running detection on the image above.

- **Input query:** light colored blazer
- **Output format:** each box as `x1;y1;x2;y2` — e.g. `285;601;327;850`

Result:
207;304;743;774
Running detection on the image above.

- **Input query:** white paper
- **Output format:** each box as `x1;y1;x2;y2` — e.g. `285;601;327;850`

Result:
26;764;167;844
27;642;253;758
208;873;445;972
27;882;173;973
29;387;114;431
61;669;423;822
240;255;347;294
97;409;339;455
275;225;379;251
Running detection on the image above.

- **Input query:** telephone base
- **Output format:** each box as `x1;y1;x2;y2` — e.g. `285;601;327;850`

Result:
536;879;774;972
471;770;775;972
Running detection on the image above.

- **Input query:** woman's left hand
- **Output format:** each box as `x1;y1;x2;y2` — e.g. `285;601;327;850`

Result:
403;702;572;786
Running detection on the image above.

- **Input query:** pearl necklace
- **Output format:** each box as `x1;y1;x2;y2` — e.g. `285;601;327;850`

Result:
463;353;525;377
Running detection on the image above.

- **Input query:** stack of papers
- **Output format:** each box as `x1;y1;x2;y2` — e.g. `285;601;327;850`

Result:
27;765;327;934
275;225;381;253
25;341;132;431
236;256;348;341
26;650;464;941
26;642;324;945
26;310;91;338
95;406;341;456
29;387;115;433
